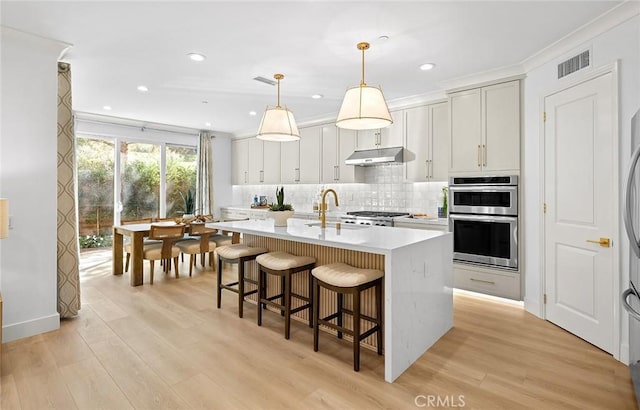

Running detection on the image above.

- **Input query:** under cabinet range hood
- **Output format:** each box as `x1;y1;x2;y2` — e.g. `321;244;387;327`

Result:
345;146;403;166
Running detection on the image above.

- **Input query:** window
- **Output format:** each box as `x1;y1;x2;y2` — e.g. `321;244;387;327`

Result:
166;144;197;217
77;138;115;247
76;135;198;248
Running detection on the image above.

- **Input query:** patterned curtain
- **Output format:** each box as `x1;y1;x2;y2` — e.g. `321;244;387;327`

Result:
57;62;81;317
196;131;214;216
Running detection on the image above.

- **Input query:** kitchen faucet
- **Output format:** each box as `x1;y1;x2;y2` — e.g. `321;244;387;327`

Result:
319;188;339;228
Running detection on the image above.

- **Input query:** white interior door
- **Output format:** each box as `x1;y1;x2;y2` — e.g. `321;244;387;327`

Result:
544;72;615;353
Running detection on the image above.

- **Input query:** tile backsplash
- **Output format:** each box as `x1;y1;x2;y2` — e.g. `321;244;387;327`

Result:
230;164;447;216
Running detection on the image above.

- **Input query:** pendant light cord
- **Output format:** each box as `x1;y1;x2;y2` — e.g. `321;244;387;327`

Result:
274;73;284;108
357;42;369;87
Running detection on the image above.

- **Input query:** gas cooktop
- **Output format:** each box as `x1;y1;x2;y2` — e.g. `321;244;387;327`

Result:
346;211;411;218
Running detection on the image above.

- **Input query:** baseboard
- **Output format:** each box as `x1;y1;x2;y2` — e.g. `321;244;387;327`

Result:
2;312;60;343
524;296;542;318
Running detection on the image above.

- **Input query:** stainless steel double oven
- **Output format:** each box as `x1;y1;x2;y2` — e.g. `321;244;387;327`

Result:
448;175;518;270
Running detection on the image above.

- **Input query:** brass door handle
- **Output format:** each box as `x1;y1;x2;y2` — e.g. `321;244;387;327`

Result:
586;237;611;247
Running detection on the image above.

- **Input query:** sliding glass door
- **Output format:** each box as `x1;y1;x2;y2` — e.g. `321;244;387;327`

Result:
119;141;161;221
77;138;115;248
76;136;197;248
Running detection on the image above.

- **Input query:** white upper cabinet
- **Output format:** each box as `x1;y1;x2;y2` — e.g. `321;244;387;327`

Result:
321;125;357;183
232;138;280;185
449;80;520;174
280;140;299;184
246;139;281;184
247;138;263;184
231;138;249;185
298;126;321;184
262;141;281;183
338;128;357;183
404;102;449;182
356;110;404;149
321;125;338;183
379;110;404;147
430;102;450;181
482;81;520;173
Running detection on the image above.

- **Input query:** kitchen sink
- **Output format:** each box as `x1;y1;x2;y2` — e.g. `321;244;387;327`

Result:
304;222;370;230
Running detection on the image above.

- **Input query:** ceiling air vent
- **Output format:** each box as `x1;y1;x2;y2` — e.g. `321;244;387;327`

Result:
253;76;276;86
558;50;590;79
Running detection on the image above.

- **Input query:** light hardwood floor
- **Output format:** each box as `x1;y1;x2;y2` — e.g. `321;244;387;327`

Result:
1;249;637;409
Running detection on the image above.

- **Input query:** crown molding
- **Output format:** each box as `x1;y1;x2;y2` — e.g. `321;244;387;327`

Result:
521;1;640;72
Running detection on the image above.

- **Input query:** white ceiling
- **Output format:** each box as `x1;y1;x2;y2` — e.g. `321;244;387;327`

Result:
1;1;622;136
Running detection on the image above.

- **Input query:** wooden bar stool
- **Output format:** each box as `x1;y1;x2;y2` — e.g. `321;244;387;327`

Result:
216;244;268;318
312;263;383;371
256;251;316;339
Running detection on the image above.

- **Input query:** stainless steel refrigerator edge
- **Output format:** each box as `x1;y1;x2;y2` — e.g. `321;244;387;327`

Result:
623;107;640;406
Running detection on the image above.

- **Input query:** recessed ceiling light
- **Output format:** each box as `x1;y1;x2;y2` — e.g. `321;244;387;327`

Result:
249;111;257;116
311;94;323;99
205;122;212;127
201;100;209;104
188;53;206;62
137;85;148;92
419;63;436;71
378;35;389;41
103;105;112;111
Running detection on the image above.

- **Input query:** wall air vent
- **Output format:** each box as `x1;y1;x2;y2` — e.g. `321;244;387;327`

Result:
253;76;276;86
558;50;590;79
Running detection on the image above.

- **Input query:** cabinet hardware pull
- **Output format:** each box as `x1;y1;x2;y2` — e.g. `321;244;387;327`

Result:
470;278;495;285
295;168;300;182
477;145;481;167
260;170;264;183
244;171;247;183
429;159;433;179
483;144;487;166
586;237;611;248
425;160;429;179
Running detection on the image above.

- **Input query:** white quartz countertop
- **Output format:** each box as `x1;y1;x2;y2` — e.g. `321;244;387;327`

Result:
208;218;448;254
395;217;449;226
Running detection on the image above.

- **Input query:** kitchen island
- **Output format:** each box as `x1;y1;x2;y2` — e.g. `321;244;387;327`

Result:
208;218;453;382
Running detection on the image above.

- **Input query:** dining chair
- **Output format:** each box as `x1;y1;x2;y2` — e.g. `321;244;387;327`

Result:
122;218;155;272
176;223;217;276
143;224;186;284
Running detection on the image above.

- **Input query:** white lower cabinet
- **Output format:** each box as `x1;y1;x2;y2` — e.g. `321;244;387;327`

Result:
220;208;250;221
453;263;521;300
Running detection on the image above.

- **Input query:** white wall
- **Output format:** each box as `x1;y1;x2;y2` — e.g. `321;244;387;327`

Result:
0;28;69;341
522;15;640;360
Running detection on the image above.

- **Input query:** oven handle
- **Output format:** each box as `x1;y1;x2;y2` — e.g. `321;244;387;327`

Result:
449;214;518;222
449;185;518;193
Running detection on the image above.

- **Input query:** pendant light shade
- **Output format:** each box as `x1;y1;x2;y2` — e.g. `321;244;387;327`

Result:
336;42;392;130
256;73;300;142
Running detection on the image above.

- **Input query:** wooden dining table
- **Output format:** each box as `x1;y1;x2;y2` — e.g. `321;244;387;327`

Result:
112;222;239;286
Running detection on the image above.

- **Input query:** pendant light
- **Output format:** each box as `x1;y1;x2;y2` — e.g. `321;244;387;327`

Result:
256;73;300;142
336;42;392;130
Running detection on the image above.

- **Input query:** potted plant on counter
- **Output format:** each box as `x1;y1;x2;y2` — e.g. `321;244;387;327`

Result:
269;186;294;227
